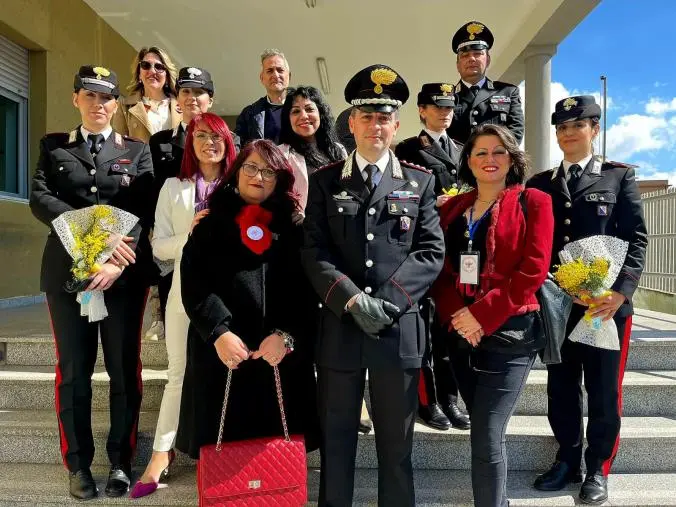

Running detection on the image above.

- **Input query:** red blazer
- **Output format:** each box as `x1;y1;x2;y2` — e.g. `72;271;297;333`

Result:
431;184;554;336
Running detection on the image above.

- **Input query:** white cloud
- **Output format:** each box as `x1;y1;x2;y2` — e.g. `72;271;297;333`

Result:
654;81;669;88
630;160;676;185
645;97;676;115
605;115;671;160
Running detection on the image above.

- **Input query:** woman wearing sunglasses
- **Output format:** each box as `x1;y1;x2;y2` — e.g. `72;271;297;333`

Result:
131;113;237;498
113;46;181;343
113;46;181;143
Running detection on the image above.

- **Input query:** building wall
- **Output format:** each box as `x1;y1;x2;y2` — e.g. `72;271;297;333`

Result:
0;0;136;299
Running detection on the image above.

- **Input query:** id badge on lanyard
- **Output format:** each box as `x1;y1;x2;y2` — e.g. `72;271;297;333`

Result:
459;204;492;285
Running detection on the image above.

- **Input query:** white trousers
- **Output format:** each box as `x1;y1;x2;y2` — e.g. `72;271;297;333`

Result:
152;309;189;451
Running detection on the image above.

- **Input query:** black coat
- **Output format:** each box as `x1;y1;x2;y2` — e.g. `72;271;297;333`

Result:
447;78;524;144
176;186;319;458
527;157;648;317
301;153;445;370
29;128;154;292
234;97;267;146
395;130;462;195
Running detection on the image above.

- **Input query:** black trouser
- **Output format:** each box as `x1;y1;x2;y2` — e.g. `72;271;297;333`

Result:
419;301;465;409
157;271;172;319
46;287;147;472
547;308;632;476
461;348;536;507
317;366;418;507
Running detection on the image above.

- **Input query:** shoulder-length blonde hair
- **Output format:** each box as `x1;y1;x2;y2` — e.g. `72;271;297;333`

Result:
125;46;178;98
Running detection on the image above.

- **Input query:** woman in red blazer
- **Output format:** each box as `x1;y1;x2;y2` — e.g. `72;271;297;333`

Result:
431;124;554;507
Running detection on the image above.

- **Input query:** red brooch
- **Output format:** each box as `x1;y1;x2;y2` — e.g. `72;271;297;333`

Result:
235;204;273;255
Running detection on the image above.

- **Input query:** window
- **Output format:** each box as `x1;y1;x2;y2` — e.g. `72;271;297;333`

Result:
0;35;29;200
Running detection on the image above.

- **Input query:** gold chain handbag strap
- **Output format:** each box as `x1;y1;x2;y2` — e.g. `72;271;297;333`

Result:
215;365;290;451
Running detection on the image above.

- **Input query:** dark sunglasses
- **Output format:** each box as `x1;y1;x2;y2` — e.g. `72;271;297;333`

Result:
139;61;167;73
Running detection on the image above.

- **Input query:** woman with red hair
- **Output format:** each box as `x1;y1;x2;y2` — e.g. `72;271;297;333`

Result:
131;112;236;498
176;139;320;463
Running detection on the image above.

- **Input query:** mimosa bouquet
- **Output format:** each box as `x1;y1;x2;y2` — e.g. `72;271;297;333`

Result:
553;235;628;350
442;183;473;197
52;205;139;322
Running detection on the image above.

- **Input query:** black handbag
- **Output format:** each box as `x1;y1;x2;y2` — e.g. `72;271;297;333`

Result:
518;191;573;364
536;274;573;364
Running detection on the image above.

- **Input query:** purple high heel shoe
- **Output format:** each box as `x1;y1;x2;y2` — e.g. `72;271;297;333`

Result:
129;449;176;499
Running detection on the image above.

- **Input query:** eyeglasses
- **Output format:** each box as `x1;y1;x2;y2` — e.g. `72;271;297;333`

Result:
194;132;224;143
139;61;167;73
241;162;277;181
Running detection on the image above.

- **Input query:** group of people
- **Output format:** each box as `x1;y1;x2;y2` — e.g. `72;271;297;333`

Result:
29;18;647;507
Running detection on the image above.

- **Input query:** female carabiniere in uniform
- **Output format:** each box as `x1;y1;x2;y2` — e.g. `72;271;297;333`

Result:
529;96;647;505
29;66;154;500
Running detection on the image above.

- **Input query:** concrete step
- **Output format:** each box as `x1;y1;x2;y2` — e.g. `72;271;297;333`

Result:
1;336;168;368
0;464;675;506
1;409;675;473
2;365;675;417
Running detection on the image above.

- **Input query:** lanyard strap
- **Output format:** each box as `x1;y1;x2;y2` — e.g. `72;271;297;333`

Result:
466;203;494;251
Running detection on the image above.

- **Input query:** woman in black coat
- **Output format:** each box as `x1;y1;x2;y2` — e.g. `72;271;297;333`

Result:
176;139;319;458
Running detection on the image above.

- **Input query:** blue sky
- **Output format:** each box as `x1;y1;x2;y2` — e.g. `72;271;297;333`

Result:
545;0;676;184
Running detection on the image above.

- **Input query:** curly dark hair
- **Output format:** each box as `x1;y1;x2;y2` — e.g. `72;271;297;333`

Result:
458;124;531;187
279;86;344;170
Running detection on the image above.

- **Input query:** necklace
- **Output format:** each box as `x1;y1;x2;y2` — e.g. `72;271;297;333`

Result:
476;197;497;204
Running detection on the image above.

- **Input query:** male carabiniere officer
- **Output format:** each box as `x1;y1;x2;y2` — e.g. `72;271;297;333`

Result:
30;65;154;500
395;83;470;431
302;65;445;507
528;96;647;505
447;21;524;144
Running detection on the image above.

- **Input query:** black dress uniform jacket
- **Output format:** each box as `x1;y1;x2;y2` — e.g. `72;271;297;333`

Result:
176;186;319;458
30;129;154;291
301;153;445;370
447;78;524;144
395;130;462;194
527;157;647;316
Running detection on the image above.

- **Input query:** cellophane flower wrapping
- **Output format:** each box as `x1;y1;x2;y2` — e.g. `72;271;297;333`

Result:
557;235;629;350
52;205;139;322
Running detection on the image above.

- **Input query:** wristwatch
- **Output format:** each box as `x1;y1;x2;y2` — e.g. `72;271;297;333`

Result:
273;329;295;353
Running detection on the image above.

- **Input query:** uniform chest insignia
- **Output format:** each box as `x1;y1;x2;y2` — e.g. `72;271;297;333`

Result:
591;158;602;175
332;192;354;201
114;132;124;149
420;135;431;148
68;130;78;144
121;174;131;187
409;180;419;188
490;96;511;103
597;204;608;216
389;202;399;213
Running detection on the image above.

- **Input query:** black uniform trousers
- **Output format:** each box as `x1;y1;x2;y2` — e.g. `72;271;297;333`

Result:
317;366;419;507
547;306;633;476
46;286;147;472
420;310;464;408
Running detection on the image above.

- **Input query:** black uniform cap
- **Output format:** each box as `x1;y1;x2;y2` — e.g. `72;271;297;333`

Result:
74;65;119;97
177;67;215;97
452;21;494;54
552;95;602;125
344;64;409;113
417;83;456;107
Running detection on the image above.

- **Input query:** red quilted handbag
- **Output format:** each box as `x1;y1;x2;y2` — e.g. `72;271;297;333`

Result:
198;365;307;506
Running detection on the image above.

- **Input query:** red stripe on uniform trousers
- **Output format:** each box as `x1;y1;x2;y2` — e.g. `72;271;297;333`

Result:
418;370;429;406
602;315;633;476
45;301;70;469
128;288;149;458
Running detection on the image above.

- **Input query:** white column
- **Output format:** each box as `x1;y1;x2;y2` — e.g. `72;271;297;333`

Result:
524;45;556;173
